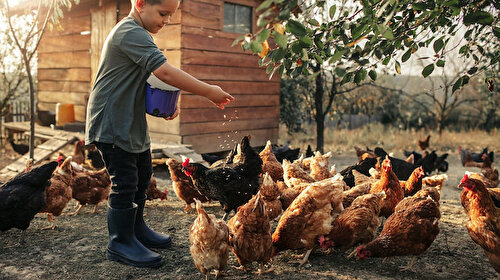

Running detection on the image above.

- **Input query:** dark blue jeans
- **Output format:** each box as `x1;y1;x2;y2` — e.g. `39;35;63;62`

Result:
95;143;152;209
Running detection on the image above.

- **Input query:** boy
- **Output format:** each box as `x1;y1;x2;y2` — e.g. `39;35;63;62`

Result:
85;0;234;268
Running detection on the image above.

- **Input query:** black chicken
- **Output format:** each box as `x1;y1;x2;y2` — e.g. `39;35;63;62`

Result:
340;157;378;187
181;135;263;220
9;139;29;155
85;145;105;169
0;161;58;241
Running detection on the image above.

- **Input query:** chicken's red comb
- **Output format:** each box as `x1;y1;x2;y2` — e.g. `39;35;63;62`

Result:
182;158;190;167
461;173;469;184
57;155;65;165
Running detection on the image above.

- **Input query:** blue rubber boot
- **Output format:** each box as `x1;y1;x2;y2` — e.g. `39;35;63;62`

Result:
134;197;172;249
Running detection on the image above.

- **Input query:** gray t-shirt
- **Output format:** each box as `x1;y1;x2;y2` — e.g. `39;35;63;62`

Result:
85;17;166;153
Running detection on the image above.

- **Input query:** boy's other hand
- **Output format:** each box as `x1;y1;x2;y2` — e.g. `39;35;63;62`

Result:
207;85;234;109
163;104;179;120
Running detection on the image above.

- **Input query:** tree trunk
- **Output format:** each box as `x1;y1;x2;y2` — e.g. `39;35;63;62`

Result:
314;68;324;153
23;54;35;160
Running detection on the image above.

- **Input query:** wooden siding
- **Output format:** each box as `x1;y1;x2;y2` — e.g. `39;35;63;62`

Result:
178;0;280;152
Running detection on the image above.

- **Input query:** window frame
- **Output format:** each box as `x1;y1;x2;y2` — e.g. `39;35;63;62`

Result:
220;0;256;35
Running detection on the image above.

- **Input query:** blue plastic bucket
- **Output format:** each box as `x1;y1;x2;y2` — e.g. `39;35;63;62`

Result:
145;75;180;118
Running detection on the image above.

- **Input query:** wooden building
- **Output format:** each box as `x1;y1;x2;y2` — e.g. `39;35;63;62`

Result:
34;0;279;153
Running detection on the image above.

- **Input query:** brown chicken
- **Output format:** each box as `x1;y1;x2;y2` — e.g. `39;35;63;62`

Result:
272;174;345;266
356;193;440;271
71;140;85;165
354;146;376;162
189;199;230;279
259;173;282;220
276;181;302;210
259;140;284;182
69;158;111;215
320;192;385;253
227;193;273;274
352;169;374;186
282;159;315;188
459;173;500;273
465;172;498;190
166;158;209;213
309;151;333;181
342;181;372;209
422;174;448;189
370;156;404;217
401;167;425;197
146;175;167;201
481;154;499;187
417;134;430;151
39;157;74;229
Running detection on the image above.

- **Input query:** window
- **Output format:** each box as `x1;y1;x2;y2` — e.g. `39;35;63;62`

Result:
223;2;252;33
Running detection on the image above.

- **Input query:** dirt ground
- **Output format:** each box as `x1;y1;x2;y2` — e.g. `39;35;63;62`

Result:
0;145;498;280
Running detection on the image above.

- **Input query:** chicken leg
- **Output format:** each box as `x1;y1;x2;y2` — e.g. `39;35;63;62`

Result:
298;248;313;267
399;256;417;272
42;214;56;230
70;203;83;216
255;263;273;275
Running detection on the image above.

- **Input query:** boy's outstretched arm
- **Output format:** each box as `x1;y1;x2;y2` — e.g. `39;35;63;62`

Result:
153;61;234;109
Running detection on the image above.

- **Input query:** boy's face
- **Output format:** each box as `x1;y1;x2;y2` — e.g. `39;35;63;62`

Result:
137;0;179;33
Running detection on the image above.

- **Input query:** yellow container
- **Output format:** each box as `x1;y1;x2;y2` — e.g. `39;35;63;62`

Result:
56;103;75;127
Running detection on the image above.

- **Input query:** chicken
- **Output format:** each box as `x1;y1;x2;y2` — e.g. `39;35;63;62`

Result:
309;151;333;181
342;181;372;209
259;140;283;182
146;175;167;201
354;146;376;162
422;174;448;189
418;134;430;151
481;154;499;187
39;157;74;229
401;167;425;197
340;157;378;188
459;173;500;273
0;161;58;242
276;180;302;210
189;199;230;279
227;193;273;274
182;136;263;220
69;159;111;215
272;174;345;266
84;144;105;170
352;169;373;186
459;146;494;167
166;158;209;213
370;156;405;218
356;192;440;270
8;138;29;155
282;159;315;188
466;172;498;190
71;140;85;165
320;192;385;252
259;173;282;220
488;188;500;208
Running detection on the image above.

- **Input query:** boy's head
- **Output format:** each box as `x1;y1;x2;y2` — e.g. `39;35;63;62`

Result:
132;0;180;34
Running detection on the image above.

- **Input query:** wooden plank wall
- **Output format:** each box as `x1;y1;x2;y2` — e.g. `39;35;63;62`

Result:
179;0;280;153
37;1;93;122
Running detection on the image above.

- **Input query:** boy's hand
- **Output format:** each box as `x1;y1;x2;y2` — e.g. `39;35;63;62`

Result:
163;105;179;120
207;85;234;109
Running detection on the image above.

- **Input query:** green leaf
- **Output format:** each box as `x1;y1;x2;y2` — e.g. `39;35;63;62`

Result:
467;67;478;75
381;27;394;40
291;42;302;53
329;5;336;19
273;31;288;48
369;70;377;81
452;77;463;92
250;41;263;53
256;29;270;43
256;0;273;12
433;38;444;53
401;49;412;63
463;11;494;26
493;27;500;39
329;49;346;63
412;3;428;10
341;72;353;85
382;56;391;65
308;19;320;27
314;54;323;64
395;61;401;74
231;34;246;47
286;20;307;37
422;63;435;78
266;64;273;74
436;60;445;67
354;69;367;84
299;36;313;47
442;0;458;7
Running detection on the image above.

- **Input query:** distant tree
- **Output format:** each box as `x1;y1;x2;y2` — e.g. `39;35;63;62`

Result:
1;0;79;159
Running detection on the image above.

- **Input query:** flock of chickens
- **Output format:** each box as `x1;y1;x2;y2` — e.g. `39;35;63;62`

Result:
1;134;499;279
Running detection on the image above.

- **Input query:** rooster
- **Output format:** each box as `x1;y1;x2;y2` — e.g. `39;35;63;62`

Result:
227;192;273;274
182;136;262;220
459;172;500;273
189;199;230;279
0;161;58;242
